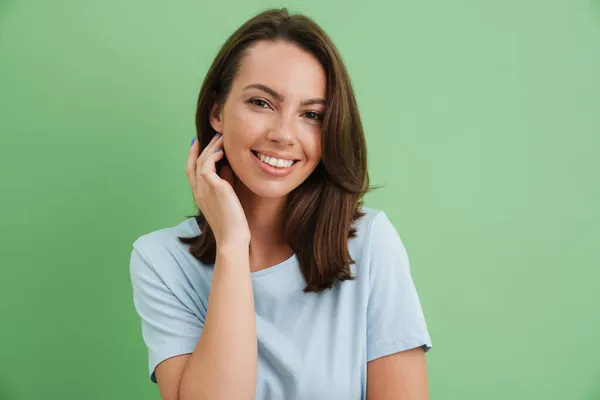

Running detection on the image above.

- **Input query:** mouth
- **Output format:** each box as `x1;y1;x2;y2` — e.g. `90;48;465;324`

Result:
250;150;300;177
251;151;299;168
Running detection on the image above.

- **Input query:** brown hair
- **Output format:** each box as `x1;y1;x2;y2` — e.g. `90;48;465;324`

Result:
179;8;378;292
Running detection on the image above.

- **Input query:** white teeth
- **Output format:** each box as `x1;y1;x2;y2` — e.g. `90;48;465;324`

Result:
257;152;294;168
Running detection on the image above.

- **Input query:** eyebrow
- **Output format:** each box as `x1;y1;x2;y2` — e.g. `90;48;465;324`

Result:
243;83;326;106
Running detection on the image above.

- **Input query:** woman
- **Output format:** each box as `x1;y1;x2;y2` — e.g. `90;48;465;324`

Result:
130;8;432;400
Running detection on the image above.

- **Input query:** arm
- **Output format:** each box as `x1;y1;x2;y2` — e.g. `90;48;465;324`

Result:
365;211;432;399
155;245;257;400
133;134;257;400
367;347;429;400
161;131;256;399
179;245;257;400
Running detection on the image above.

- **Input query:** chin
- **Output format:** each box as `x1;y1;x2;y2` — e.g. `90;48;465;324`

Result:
242;178;298;199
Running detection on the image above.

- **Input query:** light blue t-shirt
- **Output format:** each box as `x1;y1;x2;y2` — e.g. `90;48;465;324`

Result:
129;206;432;399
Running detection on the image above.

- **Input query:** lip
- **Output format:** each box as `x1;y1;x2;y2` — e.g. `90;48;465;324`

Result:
251;151;299;177
253;150;299;161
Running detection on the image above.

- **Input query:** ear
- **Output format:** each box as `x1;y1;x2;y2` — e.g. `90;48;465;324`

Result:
209;102;224;133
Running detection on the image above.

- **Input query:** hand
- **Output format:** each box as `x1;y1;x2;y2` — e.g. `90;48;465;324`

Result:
186;134;251;247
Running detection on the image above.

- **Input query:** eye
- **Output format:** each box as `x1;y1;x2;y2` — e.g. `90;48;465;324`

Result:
304;111;324;121
248;98;271;109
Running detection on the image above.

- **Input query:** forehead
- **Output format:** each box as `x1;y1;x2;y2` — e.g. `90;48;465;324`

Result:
233;40;326;98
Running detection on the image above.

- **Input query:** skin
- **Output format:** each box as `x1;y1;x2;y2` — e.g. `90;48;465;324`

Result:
153;40;429;400
208;40;326;272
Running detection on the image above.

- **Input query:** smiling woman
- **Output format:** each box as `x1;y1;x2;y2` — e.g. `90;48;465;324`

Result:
129;8;432;400
222;50;322;180
187;12;365;291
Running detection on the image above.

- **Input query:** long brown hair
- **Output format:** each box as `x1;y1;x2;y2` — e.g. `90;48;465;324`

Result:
179;8;379;292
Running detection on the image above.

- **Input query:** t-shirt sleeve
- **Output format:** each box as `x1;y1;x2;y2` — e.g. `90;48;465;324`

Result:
366;211;432;362
129;244;203;383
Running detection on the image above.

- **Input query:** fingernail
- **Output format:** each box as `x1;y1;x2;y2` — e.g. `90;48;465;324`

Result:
216;149;223;153
214;132;220;137
190;137;196;147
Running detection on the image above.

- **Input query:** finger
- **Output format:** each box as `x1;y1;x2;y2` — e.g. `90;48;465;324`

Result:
197;136;223;176
199;149;225;177
199;150;227;189
186;138;201;190
197;134;223;165
187;134;222;189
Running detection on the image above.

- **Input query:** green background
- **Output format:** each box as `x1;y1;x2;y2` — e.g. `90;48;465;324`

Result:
1;0;599;399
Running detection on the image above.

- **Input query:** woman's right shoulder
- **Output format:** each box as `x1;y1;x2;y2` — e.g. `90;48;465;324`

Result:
130;217;206;278
129;217;210;326
132;216;200;249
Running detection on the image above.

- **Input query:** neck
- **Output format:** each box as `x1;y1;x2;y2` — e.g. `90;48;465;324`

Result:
234;181;293;272
234;181;287;247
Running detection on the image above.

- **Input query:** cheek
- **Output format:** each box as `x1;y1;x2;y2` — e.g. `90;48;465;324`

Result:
227;108;271;144
305;134;322;161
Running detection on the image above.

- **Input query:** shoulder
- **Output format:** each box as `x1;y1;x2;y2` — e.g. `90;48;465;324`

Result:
130;217;204;283
350;206;402;254
132;217;199;260
348;206;411;277
132;217;199;252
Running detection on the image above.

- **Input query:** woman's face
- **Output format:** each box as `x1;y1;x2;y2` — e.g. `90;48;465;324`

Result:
210;40;326;199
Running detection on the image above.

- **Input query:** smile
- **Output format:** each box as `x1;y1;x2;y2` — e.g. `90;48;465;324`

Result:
251;151;299;177
253;151;297;168
252;151;297;168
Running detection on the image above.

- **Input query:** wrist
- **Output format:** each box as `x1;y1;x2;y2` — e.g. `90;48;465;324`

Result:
216;241;250;257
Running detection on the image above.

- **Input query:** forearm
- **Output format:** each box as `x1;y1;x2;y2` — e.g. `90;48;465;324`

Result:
180;244;257;400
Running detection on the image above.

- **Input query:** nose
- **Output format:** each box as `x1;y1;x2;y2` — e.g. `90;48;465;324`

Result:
266;115;296;146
